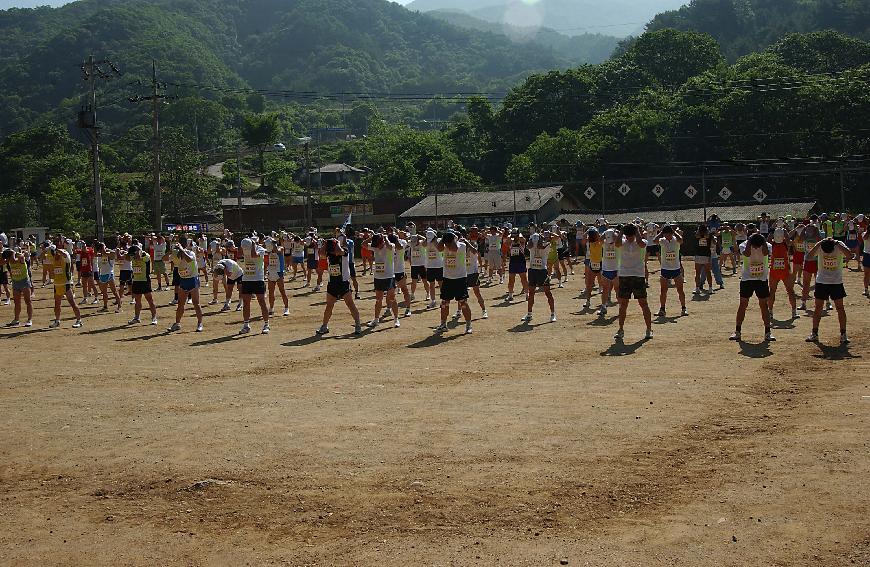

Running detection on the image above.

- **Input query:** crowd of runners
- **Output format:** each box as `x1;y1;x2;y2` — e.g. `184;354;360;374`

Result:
0;210;868;345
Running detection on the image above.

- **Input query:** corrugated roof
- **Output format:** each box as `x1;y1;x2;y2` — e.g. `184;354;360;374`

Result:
221;197;274;207
400;186;564;218
556;201;817;226
312;163;366;174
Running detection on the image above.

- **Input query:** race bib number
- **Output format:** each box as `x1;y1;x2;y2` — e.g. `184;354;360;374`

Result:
445;257;457;269
329;264;341;277
804;241;816;253
772;258;786;270
10;266;25;279
178;266;192;278
749;262;764;277
132;266;142;274
604;250;616;260
243;261;256;276
411;249;422;259
664;252;677;263
293;245;304;255
590;262;601;271
428;251;437;260
53;267;63;275
823;257;838;271
698;238;707;247
510;247;520;257
374;262;385;275
306;247;314;255
531;257;544;270
269;256;278;267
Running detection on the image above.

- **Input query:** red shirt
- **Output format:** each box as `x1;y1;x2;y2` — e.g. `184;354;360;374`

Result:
79;247;94;272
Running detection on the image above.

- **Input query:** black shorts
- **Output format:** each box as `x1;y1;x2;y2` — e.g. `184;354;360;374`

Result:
327;280;351;299
228;275;243;286
440;277;469;302
618;276;647;300
557;248;569;260
394;272;406;283
374;277;395;292
814;283;846;301
739;280;770;299
120;270;133;284
466;273;480;288
411;265;426;280
528;268;550;288
646;244;660;257
131;280;152;295
75;260;82;272
349;263;357;278
0;271;7;285
426;267;444;282
241;280;266;295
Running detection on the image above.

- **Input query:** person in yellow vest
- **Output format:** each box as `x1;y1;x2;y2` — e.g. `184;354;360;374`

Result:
47;245;82;328
124;244;157;326
168;235;203;333
39;241;54;287
2;248;33;327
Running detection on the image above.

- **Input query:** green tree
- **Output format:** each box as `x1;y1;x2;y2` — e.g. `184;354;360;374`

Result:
0;192;39;229
241;113;281;188
346;102;380;136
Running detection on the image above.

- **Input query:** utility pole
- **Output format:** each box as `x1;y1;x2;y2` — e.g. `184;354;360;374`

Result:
79;55;119;241
601;175;606;218
237;142;243;232
839;164;846;212
129;59;170;232
702;165;708;222
304;142;312;227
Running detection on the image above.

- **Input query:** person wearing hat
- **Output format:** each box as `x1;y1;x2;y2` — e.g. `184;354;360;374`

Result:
767;227;798;320
505;227;528;303
522;230;556;324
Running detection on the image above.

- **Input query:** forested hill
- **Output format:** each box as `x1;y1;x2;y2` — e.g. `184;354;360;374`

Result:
647;0;870;60
0;0;564;134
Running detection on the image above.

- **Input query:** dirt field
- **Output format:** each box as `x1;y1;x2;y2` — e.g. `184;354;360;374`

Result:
1;264;868;566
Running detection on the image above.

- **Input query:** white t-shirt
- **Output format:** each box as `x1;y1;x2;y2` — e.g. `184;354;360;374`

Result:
601;240;619;272
241;247;266;281
528;243;548;271
392;239;407;275
442;242;467;280
425;241;443;269
373;243;395;279
617;238;645;277
739;241;771;281
218;259;244;281
815;248;845;285
658;237;681;271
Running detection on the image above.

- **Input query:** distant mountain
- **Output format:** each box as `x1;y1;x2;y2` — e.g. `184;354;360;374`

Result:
0;0;566;134
406;0;687;37
647;0;870;60
427;9;619;64
0;1;69;7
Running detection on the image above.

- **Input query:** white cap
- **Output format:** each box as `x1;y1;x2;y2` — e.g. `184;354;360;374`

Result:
857;214;865;222
530;233;540;244
240;237;253;249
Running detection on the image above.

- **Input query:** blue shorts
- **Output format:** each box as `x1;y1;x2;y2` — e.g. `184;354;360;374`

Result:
99;273;113;284
306;257;318;269
661;268;683;280
508;258;526;274
602;270;618;281
293;256;304;265
179;276;200;292
863;253;870;268
845;239;858;249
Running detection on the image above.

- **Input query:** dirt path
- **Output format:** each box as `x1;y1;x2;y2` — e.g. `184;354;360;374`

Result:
1;267;867;565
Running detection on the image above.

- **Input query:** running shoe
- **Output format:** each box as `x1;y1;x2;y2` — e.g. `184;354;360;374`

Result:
209;299;217;305
49;320;60;328
150;318;158;325
764;331;776;342
384;308;393;318
71;320;82;329
168;322;181;332
239;323;251;334
506;294;514;302
598;305;607;316
521;313;533;323
557;282;564;289
262;324;270;335
91;297;99;304
404;308;412;318
283;308;290;316
268;309;274;316
128;317;140;325
681;306;688;316
550;313;557;323
354;322;362;335
729;332;741;341
196;323;203;332
482;310;488;319
235;302;242;312
313;285;321;292
366;319;379;328
799;301;807;310
355;293;361;300
453;311;461;320
656;308;666;317
792;308;799;319
614;328;625;339
645;328;654;340
805;332;818;342
434;323;448;333
316;325;329;335
410;293;415;301
220;303;231;312
24;321;32;327
393;319;401;328
169;299;178;306
841;332;850;345
465;323;473;334
6;320;19;327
